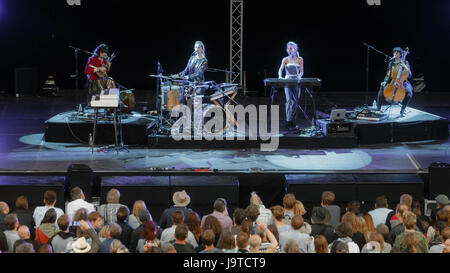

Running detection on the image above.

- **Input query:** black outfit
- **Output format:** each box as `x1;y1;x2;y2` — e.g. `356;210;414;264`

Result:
13;209;35;238
174;243;196;253
385;211;424;232
352;232;366;250
116;220;133;249
0;213;6;232
129;224;144;253
376;60;413;114
158;206;195;230
12;239;41;253
310;224;338;245
0;231;8;252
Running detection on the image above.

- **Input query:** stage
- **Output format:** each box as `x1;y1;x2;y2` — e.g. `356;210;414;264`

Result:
1;90;449;214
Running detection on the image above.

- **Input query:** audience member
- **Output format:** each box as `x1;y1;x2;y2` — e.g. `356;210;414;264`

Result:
129;209;151;253
221;230;238;253
313;235;328;253
33;190;64;229
310;206;338;244
385;194;423;232
12;225;41;253
248;223;277;253
88;211;104;232
136;220;158;253
0;201;10;231
368;195;393;228
362;213;376;234
282;193;296;224
341;212;366;249
329;222;360;253
271;205;291;235
428;221;448;249
160;210;198;249
185;212;202;245
283;239;300;253
389;203;412;242
98;223;122;253
427;209;448;242
66;220;100;253
129;200;148;229
346;200;362;216
115;206;133;248
201;198;232;230
279;215;313;253
362;232;391;253
429;227;450;253
159;190;195;230
15;242;35;253
322;191;341;228
97;189;126;225
393;211;428;253
66;187;95;225
376;224;394;245
216;208;245;249
236;232;249;253
37;244;53;253
12;196;35;236
250;192;272;226
335;241;349;253
199;229;223;253
110;239;130;253
69;208;88;234
49;214;75;253
173;224;196;253
35;208;58;245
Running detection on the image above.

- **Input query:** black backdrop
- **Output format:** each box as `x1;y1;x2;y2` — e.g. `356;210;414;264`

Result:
0;0;449;94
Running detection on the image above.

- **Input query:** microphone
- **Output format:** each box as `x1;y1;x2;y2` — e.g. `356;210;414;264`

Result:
191;51;196;56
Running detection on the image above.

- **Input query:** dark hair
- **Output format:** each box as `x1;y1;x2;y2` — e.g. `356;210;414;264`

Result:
41;208;57;224
109;223;122;239
335;222;353;238
201;229;216;247
393;47;404;57
172;210;184;225
233;208;246;225
270;205;284;221
44;191;57;205
283;194;297;209
4;214;18;230
185;212;201;242
174;224;188;241
203;216;222;243
222;231;236;250
94;44;109;55
236;232;249;249
15;196;28;210
244;204;260;222
88;211;103;222
73;208;88;222
116;206;130;222
291;215;304;230
141;220;157;241
267;224;279;243
70;187;82;201
346;201;361;215
376;196;388;208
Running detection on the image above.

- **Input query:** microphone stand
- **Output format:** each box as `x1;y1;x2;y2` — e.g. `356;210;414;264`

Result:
206;67;236;83
362;42;391;107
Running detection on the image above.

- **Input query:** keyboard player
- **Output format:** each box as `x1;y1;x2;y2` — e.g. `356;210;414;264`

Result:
278;41;304;129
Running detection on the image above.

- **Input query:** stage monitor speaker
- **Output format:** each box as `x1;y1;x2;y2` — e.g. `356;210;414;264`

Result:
15;67;38;97
428;162;450;198
66;164;94;202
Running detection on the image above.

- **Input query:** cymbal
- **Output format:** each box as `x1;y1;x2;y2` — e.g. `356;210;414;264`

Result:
148;74;173;80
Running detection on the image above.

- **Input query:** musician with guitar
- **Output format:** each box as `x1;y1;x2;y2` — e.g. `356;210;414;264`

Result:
278;41;304;128
84;44;116;104
376;47;412;117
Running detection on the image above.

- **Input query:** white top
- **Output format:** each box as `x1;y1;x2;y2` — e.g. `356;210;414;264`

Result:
33;205;65;228
66;199;96;225
256;205;273;226
368;208;393;228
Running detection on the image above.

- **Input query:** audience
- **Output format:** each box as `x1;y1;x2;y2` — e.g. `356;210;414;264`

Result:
33;190;64;229
310;207;338;244
393;211;428;253
66;187;96;225
136;220;158;253
279;215;313;253
4;214;21;252
173;224;196;253
329;222;360;253
201;198;232;231
160;210;198;249
250;192;272;226
0;202;10;232
368;195;393;228
48;215;75;253
199;229;223;253
129;200;148;229
12;225;40;253
35;208;58;245
12;196;35;237
98;223;122;253
97;189;126;225
115;206;133;248
321;191;341;228
129;209;151;253
159;190;194;230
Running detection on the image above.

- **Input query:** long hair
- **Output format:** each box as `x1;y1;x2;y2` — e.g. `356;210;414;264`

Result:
94;44;109;56
286;41;300;58
195;41;206;57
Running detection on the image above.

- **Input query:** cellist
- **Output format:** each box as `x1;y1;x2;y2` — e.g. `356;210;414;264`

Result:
376;47;412;117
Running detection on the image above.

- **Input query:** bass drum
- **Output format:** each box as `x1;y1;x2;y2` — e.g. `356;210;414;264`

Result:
120;90;136;114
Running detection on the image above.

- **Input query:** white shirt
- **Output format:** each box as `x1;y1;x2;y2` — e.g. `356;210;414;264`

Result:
368;208;393;228
256;205;273;226
66;199;96;224
33;205;65;228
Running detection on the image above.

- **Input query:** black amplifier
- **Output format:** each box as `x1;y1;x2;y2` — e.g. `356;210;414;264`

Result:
316;119;355;136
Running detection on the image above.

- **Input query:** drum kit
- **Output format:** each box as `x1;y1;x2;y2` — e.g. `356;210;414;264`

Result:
149;74;239;136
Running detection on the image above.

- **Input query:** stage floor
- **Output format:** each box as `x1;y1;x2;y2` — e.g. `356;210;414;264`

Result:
0;90;449;174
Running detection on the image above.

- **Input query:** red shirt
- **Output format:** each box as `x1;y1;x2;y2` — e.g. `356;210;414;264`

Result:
85;56;109;81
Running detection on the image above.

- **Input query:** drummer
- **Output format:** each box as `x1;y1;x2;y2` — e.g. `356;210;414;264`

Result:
173;41;208;83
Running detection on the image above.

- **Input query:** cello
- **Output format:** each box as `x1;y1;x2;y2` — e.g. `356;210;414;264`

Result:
383;47;410;103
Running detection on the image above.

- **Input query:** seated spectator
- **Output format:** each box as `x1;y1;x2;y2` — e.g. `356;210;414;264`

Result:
66;220;100;253
248;223;277;254
236;232;249;253
0;201;10;232
160;210;198;249
4;214;20;252
429;227;450;253
321;191;341;228
98;189;127;225
185;212;202;246
200;229;223;253
283;239;300;253
390;203;418;242
368;195;393;228
202;215;223;247
173;224;196;253
279;215;313;253
15;242;35;253
13;225;41;253
49;215;75;253
385;194;424;232
310;207;338;244
33;190;64;229
221;230;238;253
216;208;245;249
137;220;158;253
271;205;291;235
66;187;96;225
116;206;133;248
35;208;58;245
329;222;360;253
129;209;151;253
201;198;233;231
393;211;428;253
244;204;260;233
159;190;195;230
313;235;328;253
341;212;366;250
376;224;394;245
282;193;296;225
88;211;104;233
69;208;88;234
293;201;311;234
335;241;350;253
37;244;53;253
129;200;148;230
362;232;391;253
12;196;35;237
98;223;122;253
429;221;448;248
250;192;272;226
111;239;130;253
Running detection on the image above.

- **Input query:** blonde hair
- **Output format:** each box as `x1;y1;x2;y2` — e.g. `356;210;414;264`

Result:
286;41;300;57
355;216;369;241
132;200;147;217
341;212;358;234
368;232;385;250
293;200;306;216
98;225;110;239
363;214;376;233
